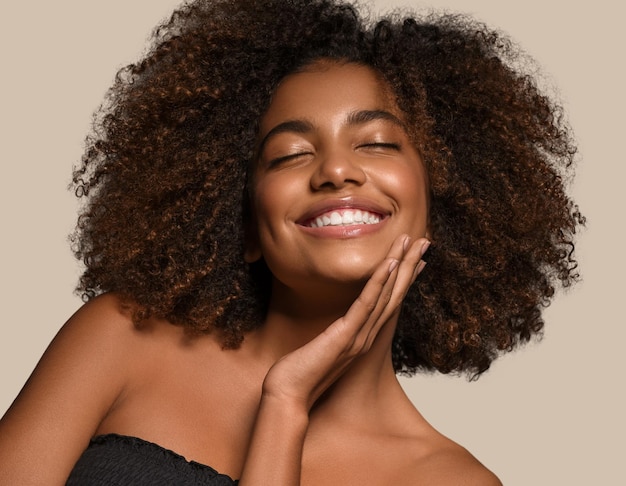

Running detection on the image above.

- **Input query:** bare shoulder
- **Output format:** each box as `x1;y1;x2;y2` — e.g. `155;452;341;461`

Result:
426;443;501;485
28;292;145;377
3;292;141;411
64;292;138;333
0;293;143;484
402;437;502;486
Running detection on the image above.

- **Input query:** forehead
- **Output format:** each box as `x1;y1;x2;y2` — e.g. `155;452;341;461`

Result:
259;62;399;131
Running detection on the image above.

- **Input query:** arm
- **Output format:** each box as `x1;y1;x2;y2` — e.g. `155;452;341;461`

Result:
0;294;134;486
238;235;429;485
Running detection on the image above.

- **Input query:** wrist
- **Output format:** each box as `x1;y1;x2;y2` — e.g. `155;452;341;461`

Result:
258;391;310;428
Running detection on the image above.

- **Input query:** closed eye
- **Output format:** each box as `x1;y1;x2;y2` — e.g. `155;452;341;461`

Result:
267;151;312;168
357;142;401;152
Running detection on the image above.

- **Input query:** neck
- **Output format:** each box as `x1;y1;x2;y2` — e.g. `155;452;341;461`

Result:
246;278;409;431
250;277;368;357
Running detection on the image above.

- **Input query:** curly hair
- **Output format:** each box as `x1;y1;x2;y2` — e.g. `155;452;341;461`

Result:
71;0;584;378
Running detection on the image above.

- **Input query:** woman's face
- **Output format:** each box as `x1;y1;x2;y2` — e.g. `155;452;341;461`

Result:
248;61;429;291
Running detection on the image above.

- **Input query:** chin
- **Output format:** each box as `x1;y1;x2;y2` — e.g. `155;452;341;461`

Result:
314;254;380;285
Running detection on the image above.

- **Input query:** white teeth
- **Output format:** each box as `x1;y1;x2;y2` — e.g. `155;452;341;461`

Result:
308;210;382;227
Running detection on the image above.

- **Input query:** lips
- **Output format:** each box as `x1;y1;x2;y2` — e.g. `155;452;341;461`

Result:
296;197;389;229
307;209;382;228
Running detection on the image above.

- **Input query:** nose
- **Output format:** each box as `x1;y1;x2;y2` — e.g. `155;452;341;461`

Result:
309;149;366;191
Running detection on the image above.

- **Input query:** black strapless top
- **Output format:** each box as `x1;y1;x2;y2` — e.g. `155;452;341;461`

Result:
66;434;238;485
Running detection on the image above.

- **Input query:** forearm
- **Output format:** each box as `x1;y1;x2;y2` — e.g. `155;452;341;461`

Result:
238;395;309;486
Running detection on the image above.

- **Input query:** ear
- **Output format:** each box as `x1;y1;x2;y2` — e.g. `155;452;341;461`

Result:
244;240;262;263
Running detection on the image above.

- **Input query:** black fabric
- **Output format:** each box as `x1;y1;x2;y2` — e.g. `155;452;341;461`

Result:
66;434;238;485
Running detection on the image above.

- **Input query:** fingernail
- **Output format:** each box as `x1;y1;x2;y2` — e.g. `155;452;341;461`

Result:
389;259;399;273
416;260;427;273
420;240;431;257
403;236;411;251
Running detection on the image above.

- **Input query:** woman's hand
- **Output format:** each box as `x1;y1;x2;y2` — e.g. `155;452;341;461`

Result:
238;235;429;485
261;234;429;410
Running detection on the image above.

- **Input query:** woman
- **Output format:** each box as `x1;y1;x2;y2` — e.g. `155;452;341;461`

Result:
0;0;582;484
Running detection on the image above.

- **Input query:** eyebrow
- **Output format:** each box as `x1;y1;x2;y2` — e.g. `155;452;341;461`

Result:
257;119;315;155
346;109;406;129
257;109;406;155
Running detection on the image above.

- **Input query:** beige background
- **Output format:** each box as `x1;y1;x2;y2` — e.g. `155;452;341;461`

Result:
0;1;622;484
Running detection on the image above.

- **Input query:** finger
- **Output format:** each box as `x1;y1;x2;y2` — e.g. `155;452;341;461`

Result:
408;239;430;284
371;238;430;329
411;260;427;284
341;235;421;356
260;236;414;408
336;234;408;338
289;250;403;398
396;238;430;297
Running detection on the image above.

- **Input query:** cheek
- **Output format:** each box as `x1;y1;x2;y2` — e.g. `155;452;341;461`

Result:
406;168;429;213
377;161;428;204
251;176;299;243
382;169;429;238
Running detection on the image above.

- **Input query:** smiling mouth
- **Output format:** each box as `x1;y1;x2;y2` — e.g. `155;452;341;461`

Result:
306;209;383;228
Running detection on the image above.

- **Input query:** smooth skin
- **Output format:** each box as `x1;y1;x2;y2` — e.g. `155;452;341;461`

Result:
0;62;501;485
